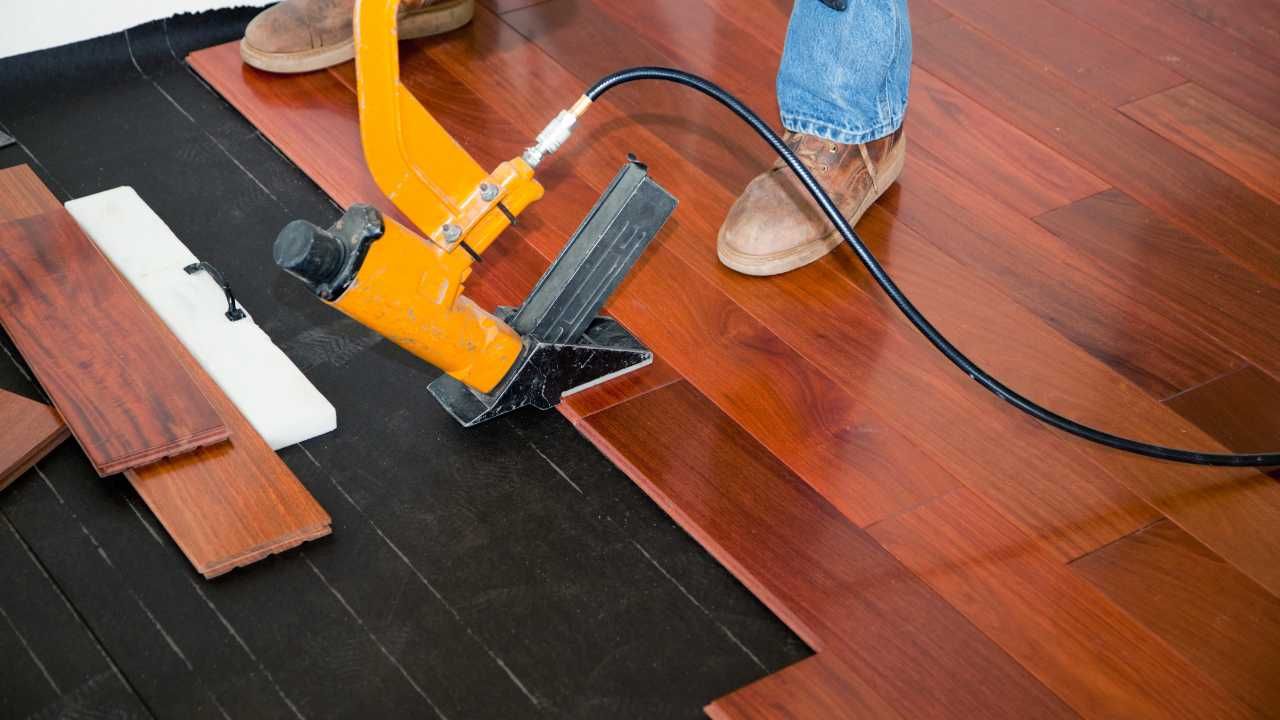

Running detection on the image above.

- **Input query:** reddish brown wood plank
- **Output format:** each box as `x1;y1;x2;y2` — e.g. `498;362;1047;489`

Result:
1165;366;1280;456
1160;0;1280;64
0;389;68;492
915;18;1280;288
560;353;682;425
887;147;1244;400
1035;190;1280;392
124;326;332;578
1072;519;1280;719
932;0;1186;105
585;382;1074;720
1120;83;1280;205
909;0;951;28
0;164;329;577
869;489;1254;719
444;0;1164;555
1045;0;1280;134
707;655;904;720
0;172;229;476
907;69;1110;217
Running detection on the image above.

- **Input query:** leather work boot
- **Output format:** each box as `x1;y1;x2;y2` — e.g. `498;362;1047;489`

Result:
717;126;906;276
240;0;474;74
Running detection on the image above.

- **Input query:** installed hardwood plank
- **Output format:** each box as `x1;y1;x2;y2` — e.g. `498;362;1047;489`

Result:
0;389;68;492
1120;83;1280;205
584;381;1074;720
707;655;904;720
0;192;228;475
1165;366;1280;455
869;489;1253;719
915;18;1280;288
443;1;1162;553
907;69;1110;217
1161;0;1280;64
887;147;1243;400
931;0;1185;105
1072;519;1280;719
1035;190;1280;392
1045;0;1280;134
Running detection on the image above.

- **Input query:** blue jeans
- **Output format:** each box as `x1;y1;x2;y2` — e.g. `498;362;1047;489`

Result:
777;0;912;145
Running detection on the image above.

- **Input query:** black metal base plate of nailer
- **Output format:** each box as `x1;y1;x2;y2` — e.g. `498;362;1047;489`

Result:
430;158;677;427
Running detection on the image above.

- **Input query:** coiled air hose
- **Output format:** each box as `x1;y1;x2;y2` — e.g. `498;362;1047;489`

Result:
527;66;1278;468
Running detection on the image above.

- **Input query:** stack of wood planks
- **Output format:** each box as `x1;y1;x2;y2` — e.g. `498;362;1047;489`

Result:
190;0;1280;715
0;165;329;578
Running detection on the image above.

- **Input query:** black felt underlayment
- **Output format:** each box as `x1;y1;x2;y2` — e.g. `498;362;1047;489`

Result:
0;9;808;720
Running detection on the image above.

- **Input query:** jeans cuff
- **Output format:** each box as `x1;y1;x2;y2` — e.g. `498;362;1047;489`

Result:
779;112;904;145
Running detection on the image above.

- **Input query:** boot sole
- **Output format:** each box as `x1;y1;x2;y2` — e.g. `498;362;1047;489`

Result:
717;135;907;277
240;0;474;74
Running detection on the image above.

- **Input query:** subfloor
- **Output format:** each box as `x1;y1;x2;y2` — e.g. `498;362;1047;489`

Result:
4;0;1280;718
0;11;807;720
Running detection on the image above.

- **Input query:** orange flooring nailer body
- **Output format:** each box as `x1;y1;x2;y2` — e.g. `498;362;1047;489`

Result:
273;0;675;426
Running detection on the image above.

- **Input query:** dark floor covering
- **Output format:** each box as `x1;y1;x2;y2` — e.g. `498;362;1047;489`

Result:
0;11;808;719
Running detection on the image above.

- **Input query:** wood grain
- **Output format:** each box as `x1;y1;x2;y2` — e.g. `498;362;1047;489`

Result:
1035;190;1280;390
869;489;1254;719
124;323;333;578
1159;0;1280;64
0;164;330;577
1072;519;1280;718
888;147;1244;400
0;389;68;491
0;171;229;476
1045;0;1280;133
907;68;1110;218
1165;366;1280;455
432;2;1165;556
930;0;1186;105
707;655;904;720
585;382;1074;719
1120;83;1280;205
915;17;1280;288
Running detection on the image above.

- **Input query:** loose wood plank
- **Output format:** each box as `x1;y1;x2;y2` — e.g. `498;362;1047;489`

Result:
0;164;330;577
0;389;68;491
123;301;331;577
1120;83;1280;205
584;381;1073;719
869;489;1254;719
1165;366;1280;455
0;194;229;476
1072;519;1280;719
930;0;1186;105
915;18;1280;288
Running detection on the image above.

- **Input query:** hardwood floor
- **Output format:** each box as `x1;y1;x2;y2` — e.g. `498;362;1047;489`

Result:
192;0;1280;715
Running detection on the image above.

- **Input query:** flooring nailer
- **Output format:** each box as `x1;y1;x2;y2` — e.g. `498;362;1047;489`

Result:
273;0;1279;467
273;0;674;427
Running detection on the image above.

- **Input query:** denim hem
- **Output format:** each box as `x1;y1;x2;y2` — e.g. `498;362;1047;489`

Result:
780;111;904;145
